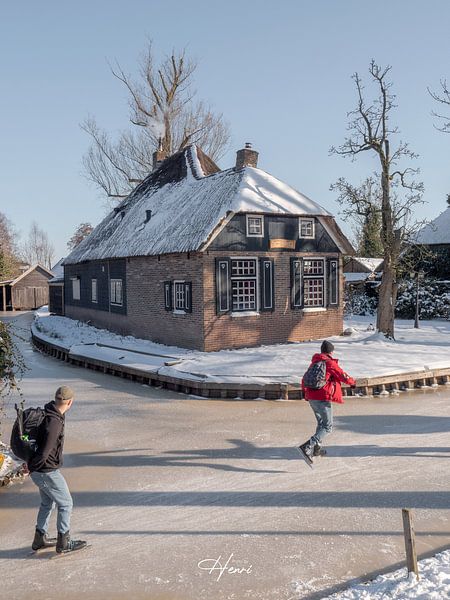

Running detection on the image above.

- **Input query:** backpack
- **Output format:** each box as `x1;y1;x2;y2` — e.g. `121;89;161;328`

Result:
10;404;45;462
303;360;328;390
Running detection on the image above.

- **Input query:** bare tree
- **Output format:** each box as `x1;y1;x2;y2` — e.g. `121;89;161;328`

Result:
331;177;383;256
0;212;19;280
331;61;424;338
428;79;450;132
82;43;231;200
67;222;94;251
21;222;54;270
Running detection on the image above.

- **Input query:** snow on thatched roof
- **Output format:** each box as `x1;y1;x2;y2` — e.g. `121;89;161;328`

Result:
64;145;341;265
415;206;450;245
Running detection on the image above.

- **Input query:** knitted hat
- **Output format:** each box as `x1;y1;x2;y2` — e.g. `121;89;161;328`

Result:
320;340;335;354
55;386;74;401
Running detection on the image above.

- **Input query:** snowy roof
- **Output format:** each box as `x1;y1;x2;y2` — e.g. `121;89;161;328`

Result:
0;264;54;286
49;258;65;283
415;206;450;245
344;272;371;283
351;257;384;272
64;145;350;265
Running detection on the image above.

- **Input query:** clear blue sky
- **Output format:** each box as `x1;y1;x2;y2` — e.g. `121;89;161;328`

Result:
1;1;449;262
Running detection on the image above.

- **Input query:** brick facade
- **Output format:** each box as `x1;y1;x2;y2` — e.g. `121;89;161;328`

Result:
65;251;344;352
203;251;343;352
65;254;206;350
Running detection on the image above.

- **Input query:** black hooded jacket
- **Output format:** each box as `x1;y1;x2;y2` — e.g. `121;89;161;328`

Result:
28;401;65;473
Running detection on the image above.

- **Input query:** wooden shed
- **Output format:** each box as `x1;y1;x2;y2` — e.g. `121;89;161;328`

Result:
0;264;54;311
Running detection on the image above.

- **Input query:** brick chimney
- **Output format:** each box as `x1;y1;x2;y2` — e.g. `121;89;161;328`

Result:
152;138;167;171
235;142;259;170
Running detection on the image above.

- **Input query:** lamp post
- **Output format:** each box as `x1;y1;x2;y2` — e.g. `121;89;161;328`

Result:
410;270;424;329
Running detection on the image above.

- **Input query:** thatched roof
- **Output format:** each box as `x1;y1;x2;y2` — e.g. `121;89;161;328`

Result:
64;144;351;265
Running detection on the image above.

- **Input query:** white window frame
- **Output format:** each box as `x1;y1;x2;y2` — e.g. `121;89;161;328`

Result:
246;214;264;238
91;278;98;303
230;257;259;313
173;280;186;313
299;217;315;239
302;257;325;308
110;279;123;306
71;277;80;301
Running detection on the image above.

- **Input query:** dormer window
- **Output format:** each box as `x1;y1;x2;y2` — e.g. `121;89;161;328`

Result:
246;215;264;237
299;218;315;239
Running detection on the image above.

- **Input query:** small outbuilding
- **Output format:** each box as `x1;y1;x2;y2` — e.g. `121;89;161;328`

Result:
48;258;65;316
0;264;54;311
343;257;384;290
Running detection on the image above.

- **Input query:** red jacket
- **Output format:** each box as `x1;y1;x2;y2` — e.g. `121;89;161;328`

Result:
302;353;356;404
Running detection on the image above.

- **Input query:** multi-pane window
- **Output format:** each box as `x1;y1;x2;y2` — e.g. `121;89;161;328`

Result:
71;277;80;301
110;279;123;305
303;278;324;307
231;259;257;311
303;259;325;307
303;259;324;276
299;218;315;239
164;281;192;313
174;281;186;310
91;279;97;303
246;215;264;237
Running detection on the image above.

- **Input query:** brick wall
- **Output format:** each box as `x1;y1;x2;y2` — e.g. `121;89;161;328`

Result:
65;251;345;352
65;253;206;350
125;254;204;349
202;251;344;352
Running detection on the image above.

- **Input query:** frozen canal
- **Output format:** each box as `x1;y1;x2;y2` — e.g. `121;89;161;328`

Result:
1;312;449;600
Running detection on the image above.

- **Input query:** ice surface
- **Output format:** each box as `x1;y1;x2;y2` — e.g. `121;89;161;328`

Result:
1;312;450;600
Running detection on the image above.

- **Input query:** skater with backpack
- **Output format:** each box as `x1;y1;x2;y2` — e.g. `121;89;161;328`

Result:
11;386;87;554
298;340;356;466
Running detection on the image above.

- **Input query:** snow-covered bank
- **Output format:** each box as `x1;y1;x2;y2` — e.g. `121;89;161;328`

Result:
33;310;450;385
320;549;450;599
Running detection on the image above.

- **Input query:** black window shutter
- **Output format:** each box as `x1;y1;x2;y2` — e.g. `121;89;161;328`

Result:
164;281;172;311
184;282;192;313
290;258;303;309
259;258;274;311
215;258;231;314
327;258;339;307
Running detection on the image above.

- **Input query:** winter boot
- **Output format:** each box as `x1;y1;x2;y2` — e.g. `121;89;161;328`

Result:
32;528;57;551
56;531;87;554
313;444;327;457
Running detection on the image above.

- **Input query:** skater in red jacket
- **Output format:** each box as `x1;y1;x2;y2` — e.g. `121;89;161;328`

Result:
298;340;356;465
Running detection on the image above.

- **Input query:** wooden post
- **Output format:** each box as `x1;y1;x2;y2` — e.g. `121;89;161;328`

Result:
402;508;419;580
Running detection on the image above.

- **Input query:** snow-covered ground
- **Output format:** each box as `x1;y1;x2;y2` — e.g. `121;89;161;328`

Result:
33;308;450;384
322;549;450;599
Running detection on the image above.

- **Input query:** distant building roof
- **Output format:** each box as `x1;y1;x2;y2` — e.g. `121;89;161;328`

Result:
64;144;353;265
344;272;371;283
0;264;54;286
49;258;65;282
351;257;384;272
415;206;450;245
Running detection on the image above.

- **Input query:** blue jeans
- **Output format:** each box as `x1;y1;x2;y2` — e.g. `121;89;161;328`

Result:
308;400;333;446
30;470;73;534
